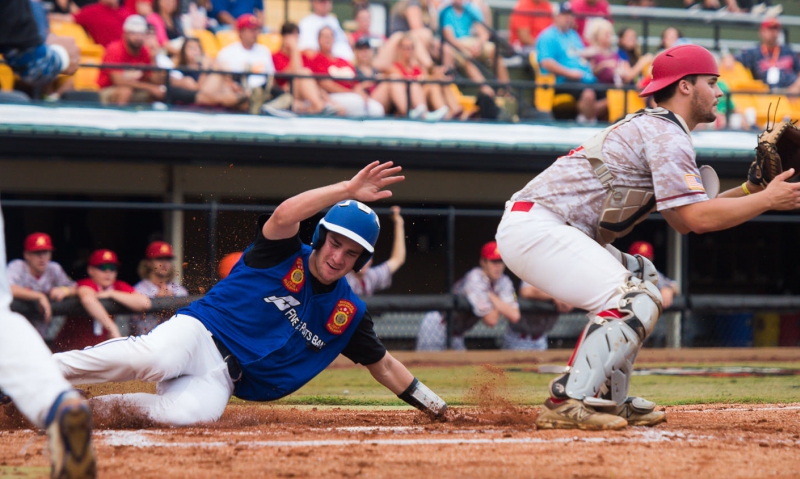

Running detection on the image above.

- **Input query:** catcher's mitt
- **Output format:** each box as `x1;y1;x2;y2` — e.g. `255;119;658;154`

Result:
749;120;800;187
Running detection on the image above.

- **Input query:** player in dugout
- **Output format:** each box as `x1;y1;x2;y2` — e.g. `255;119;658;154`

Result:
496;44;800;430
52;162;448;425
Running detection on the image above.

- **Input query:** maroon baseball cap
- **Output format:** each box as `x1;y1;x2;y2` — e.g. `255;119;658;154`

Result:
88;249;119;266
628;241;655;261
24;232;54;252
639;44;719;97
145;241;174;259
480;241;502;261
236;14;261;30
761;18;781;29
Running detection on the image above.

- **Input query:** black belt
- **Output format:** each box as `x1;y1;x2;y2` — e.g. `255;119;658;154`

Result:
212;336;243;383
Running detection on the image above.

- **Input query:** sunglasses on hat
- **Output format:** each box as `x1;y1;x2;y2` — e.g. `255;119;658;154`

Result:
96;264;117;272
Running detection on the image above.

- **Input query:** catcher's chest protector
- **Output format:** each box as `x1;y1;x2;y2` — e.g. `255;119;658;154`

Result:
581;108;690;245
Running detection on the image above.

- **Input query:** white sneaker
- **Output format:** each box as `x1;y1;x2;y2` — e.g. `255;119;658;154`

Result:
261;105;298;118
425;106;450;122
409;104;427;120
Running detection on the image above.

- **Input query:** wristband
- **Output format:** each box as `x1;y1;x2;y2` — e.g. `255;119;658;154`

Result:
398;377;447;419
742;182;751;196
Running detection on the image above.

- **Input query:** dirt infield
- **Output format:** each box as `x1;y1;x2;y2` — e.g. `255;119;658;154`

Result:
1;349;798;478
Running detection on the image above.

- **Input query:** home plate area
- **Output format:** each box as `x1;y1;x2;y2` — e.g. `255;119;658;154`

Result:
1;403;799;478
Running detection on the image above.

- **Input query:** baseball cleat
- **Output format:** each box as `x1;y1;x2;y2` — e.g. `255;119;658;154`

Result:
599;396;666;427
535;398;628;431
47;398;96;479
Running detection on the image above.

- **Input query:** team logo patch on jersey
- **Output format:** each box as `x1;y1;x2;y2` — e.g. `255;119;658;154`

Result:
684;174;705;191
282;257;305;293
326;300;357;335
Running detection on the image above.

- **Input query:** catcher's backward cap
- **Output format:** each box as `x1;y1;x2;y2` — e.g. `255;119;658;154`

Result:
312;200;380;272
639;44;719;97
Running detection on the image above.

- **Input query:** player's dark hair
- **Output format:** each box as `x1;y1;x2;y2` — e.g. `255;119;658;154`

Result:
281;22;299;35
652;74;698;104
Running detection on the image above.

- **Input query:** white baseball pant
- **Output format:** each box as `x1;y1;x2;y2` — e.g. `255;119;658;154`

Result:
0;205;73;428
54;314;234;426
496;202;630;315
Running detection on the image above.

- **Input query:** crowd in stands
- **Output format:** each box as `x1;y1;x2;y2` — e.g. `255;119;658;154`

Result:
7;232;182;353
0;0;796;125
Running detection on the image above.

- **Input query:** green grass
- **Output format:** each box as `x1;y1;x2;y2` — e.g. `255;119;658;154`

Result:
272;363;800;407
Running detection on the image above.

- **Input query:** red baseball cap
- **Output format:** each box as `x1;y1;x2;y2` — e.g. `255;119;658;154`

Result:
88;249;119;266
145;241;174;259
639;44;719;97
761;18;781;29
236;14;261;30
628;241;654;261
480;241;502;261
24;232;54;252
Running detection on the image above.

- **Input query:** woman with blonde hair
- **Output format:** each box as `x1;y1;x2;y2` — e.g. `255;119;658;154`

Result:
133;241;188;336
584;18;645;86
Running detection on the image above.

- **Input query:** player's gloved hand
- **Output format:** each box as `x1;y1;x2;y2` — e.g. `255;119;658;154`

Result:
398;378;448;420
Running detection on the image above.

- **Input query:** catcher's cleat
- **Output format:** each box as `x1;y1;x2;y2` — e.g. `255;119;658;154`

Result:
535;398;627;431
47;397;96;479
598;396;666;427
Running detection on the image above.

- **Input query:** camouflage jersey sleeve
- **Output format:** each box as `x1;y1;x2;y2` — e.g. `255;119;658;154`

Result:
640;116;710;211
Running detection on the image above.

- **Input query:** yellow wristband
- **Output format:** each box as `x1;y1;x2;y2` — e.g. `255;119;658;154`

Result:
742;182;751;196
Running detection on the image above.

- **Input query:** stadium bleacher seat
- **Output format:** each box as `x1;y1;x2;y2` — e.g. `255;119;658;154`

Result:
191;29;220;59
529;52;573;114
607;89;646;122
258;33;282;54
50;21;105;57
448;84;478;118
215;30;240;50
74;58;100;91
0;63;13;91
264;0;311;31
719;60;769;93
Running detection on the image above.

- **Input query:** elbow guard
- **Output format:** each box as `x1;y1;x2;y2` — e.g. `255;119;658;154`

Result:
398;378;447;419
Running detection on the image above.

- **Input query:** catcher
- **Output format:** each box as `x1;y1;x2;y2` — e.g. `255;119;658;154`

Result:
496;44;800;430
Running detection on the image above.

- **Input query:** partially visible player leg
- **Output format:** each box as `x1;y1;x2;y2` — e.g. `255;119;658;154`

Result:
54;314;233;425
0;208;95;478
497;204;664;429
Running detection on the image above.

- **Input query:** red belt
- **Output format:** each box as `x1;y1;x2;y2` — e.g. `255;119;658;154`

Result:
511;201;534;212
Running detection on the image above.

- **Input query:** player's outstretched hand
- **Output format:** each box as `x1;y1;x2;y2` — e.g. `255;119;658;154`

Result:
764;168;800;211
346;161;404;203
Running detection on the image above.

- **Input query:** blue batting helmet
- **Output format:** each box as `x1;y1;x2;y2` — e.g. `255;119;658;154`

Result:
311;200;380;272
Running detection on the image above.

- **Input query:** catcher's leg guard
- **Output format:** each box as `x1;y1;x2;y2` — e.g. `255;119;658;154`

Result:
548;277;662;406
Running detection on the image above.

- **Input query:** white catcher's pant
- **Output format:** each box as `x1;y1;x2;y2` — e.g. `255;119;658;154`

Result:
496;203;630;315
54;314;234;426
0;206;73;428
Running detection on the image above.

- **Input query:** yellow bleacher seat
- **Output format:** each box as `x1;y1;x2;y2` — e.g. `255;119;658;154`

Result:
529;52;573;114
264;0;311;31
190;28;220;59
74;57;100;91
50;21;104;57
0;63;13;91
258;33;282;54
449;84;478;118
719;60;769;92
216;30;240;49
607;89;646;122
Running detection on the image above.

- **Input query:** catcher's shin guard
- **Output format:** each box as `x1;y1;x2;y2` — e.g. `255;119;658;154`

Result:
548;277;663;406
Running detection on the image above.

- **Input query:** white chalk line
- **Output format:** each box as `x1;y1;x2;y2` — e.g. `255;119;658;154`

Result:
99;429;721;449
678;405;800;413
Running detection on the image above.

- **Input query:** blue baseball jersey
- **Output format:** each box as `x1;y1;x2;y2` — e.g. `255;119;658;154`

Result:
178;243;366;401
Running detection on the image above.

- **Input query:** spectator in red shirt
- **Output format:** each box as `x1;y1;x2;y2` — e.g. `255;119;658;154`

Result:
52;249;151;353
97;15;167;105
73;0;131;47
382;35;450;120
570;0;611;38
274;23;341;115
508;0;553;52
308;26;384;117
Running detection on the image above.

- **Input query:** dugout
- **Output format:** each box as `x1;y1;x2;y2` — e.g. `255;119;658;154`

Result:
2;103;800;347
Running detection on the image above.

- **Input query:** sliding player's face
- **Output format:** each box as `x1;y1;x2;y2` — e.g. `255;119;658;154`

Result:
311;232;363;284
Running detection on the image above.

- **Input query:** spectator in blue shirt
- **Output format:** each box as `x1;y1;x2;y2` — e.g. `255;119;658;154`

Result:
536;1;607;122
735;18;800;95
210;0;261;29
439;0;509;96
